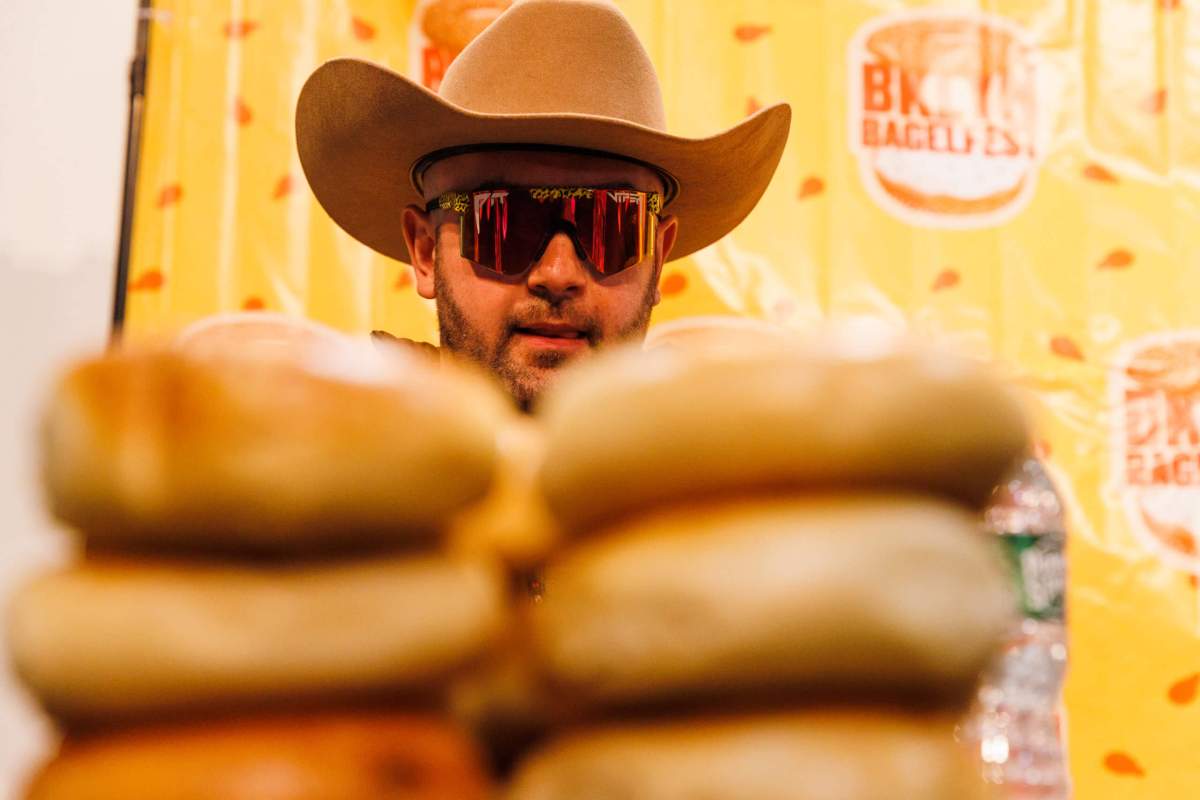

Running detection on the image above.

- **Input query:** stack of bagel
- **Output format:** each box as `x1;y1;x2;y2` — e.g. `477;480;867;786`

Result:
8;317;514;799
509;325;1027;800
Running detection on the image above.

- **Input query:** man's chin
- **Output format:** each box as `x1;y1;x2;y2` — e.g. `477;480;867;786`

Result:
529;349;576;370
500;348;591;410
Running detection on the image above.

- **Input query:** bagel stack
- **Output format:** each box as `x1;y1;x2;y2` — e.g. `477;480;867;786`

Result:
8;317;513;799
512;324;1027;800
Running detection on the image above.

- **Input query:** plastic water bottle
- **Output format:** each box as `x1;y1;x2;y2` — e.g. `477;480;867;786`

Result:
966;456;1070;799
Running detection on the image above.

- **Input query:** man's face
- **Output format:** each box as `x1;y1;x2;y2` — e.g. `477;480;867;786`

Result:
401;151;678;409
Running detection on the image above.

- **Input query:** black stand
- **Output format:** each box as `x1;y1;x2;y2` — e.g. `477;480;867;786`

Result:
110;0;153;339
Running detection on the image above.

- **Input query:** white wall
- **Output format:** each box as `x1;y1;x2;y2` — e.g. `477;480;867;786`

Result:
0;2;135;796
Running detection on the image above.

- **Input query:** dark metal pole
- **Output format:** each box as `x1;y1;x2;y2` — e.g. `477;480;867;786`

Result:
110;0;153;341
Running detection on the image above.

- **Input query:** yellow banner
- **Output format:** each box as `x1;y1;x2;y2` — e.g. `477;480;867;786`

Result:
125;1;1200;795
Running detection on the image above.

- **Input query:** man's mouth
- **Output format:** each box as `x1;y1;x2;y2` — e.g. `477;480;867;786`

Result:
517;323;586;339
513;323;592;351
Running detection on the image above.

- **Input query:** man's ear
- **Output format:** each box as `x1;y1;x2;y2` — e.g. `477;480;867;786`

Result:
651;215;679;307
401;205;438;300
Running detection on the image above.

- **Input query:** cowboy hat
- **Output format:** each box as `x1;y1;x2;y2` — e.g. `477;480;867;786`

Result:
295;0;791;265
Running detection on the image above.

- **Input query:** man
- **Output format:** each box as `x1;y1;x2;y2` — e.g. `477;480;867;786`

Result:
297;0;790;408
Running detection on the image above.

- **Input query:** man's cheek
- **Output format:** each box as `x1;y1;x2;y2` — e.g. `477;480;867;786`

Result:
456;284;506;339
608;289;648;326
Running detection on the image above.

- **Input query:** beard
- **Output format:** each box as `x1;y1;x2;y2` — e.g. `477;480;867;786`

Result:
433;250;657;411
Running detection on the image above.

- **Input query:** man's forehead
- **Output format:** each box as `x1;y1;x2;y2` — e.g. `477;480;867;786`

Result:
421;149;665;196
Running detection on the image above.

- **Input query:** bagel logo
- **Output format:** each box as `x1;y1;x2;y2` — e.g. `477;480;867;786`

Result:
848;10;1040;228
410;0;513;91
1110;331;1200;573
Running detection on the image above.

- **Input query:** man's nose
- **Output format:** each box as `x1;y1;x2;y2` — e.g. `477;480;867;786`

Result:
526;231;589;303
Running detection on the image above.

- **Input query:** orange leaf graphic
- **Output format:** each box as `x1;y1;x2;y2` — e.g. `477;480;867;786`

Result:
1083;163;1118;183
1099;249;1134;269
156;183;182;209
1139;507;1198;556
931;269;960;291
1141;88;1167;114
797;176;825;200
351;16;376;41
394;270;413;290
234;96;253;126
1050;336;1084;361
272;174;293;200
1104;752;1145;777
746;97;762;116
734;24;771;42
1168;673;1199;705
661;273;688;296
1190;574;1199;590
1161;0;1182;10
242;296;265;311
223;20;259;38
129;269;164;292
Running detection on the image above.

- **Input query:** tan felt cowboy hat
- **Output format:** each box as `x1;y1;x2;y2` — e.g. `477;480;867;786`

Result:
295;0;792;265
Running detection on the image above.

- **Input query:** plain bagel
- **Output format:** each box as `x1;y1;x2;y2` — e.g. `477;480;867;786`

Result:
538;324;1028;533
25;711;491;800
529;494;1014;709
507;708;991;800
8;554;507;721
41;342;510;553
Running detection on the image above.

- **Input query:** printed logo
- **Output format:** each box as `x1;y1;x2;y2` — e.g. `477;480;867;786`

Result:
409;0;513;91
848;10;1041;229
1110;331;1200;572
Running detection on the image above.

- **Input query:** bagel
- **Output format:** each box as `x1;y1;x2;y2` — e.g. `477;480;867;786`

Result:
507;709;990;800
41;343;510;553
25;712;490;800
641;316;796;357
529;495;1013;708
539;324;1028;532
8;554;506;721
172;311;361;363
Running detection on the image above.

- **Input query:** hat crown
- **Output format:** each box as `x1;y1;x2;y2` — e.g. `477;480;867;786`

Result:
439;0;667;130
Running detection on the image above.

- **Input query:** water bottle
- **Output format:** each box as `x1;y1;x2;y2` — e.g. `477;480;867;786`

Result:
966;456;1070;799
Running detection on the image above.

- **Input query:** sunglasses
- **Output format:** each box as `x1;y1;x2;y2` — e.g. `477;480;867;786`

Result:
426;186;663;277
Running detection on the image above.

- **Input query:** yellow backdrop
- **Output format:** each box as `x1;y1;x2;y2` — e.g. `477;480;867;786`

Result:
125;1;1200;795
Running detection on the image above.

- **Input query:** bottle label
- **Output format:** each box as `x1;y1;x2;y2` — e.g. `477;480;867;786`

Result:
1000;533;1065;622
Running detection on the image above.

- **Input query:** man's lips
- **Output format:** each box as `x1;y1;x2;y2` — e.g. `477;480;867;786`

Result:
513;323;591;350
516;323;586;339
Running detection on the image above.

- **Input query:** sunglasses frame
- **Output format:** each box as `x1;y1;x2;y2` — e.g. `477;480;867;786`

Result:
425;186;663;276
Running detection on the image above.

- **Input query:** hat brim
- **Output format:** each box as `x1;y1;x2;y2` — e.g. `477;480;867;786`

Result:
296;58;791;265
